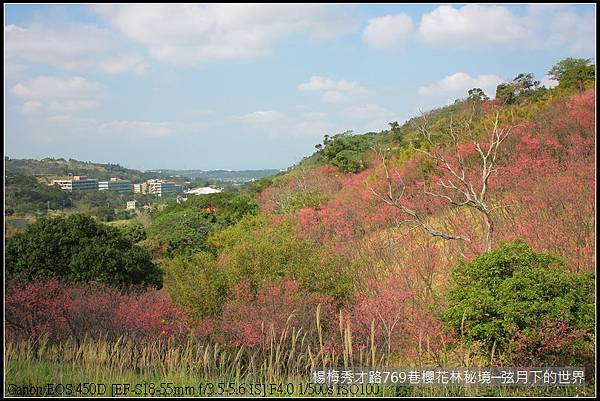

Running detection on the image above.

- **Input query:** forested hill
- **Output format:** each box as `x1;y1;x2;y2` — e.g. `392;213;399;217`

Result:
150;168;282;182
4;157;167;183
4;58;596;389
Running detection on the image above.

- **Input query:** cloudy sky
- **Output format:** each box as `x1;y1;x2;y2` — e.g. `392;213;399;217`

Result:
4;4;596;170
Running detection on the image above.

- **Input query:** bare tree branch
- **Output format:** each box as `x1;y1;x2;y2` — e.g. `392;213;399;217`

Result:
370;105;515;251
368;146;470;243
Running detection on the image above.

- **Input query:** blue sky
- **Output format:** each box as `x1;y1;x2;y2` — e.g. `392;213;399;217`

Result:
4;4;596;170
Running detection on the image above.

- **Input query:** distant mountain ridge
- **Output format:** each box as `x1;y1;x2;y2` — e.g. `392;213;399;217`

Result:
150;168;282;182
4;157;281;183
4;157;166;183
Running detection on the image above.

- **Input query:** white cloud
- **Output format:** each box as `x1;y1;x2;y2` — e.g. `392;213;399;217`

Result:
343;103;393;120
240;110;283;124
419;73;504;97
45;115;199;139
542;9;595;54
417;5;595;54
303;111;326;120
298;75;370;103
22;100;42;114
98;121;179;138
418;5;527;47
93;4;356;67
540;75;559;89
232;109;333;139
11;76;107;113
288;119;334;139
12;76;107;100
5;19;148;75
47;100;100;112
98;54;148;75
362;13;414;49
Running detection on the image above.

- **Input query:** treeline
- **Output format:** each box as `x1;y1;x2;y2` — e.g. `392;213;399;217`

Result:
304;57;595;175
4;156;165;183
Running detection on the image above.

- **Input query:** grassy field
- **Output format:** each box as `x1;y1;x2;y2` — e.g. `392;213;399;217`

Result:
4;337;593;397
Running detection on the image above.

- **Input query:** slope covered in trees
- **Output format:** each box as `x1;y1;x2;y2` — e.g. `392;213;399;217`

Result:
4;157;166;183
5;59;596;392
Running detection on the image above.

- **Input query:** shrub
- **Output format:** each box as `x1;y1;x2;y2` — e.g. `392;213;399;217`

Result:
348;276;415;354
162;252;227;319
442;239;594;359
5;280;73;342
208;214;354;301
5;214;162;287
115;289;192;341
506;320;594;367
5;280;195;343
119;222;147;243
220;280;333;349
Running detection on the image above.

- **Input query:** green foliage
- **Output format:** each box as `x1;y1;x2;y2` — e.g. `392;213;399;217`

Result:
5;156;165;183
146;208;217;256
288;190;329;212
316;131;378;173
549;58;595;92
163;252;227;319
207;214;353;301
467;87;489;102
218;193;259;225
95;206;117;222
4;172;71;214
442;239;594;355
331;149;366;173
118;222;147;243
5;214;162;287
145;192;259;256
495;73;542;105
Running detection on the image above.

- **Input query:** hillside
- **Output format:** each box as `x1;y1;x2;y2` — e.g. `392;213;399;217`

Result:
6;59;596;395
4;157;167;183
151;168;281;183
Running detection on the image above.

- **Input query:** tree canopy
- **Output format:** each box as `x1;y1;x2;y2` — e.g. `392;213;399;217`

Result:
6;214;162;288
549;58;595;92
442;239;594;356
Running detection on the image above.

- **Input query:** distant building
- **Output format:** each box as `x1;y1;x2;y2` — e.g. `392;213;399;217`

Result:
133;183;148;194
52;175;98;191
147;179;182;197
126;200;138;210
98;177;132;193
184;186;222;196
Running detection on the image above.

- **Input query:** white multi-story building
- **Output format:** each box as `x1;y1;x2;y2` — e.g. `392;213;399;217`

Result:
98;177;132;193
147;179;182;197
52;176;98;191
126;200;138;210
133;183;148;194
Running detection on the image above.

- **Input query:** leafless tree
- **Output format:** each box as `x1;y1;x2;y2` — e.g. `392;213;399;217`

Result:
369;108;513;251
368;146;470;243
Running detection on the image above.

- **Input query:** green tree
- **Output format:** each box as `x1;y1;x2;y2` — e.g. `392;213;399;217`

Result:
207;214;353;301
218;193;259;225
146;209;217;256
495;73;541;105
467;87;489;102
442;239;594;358
495;83;517;105
119;222;147;243
163;252;227;319
318;131;373;173
513;72;540;93
5;214;162;287
549;58;595;92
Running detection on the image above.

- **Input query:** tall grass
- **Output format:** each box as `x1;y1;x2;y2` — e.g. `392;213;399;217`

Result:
4;307;595;397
